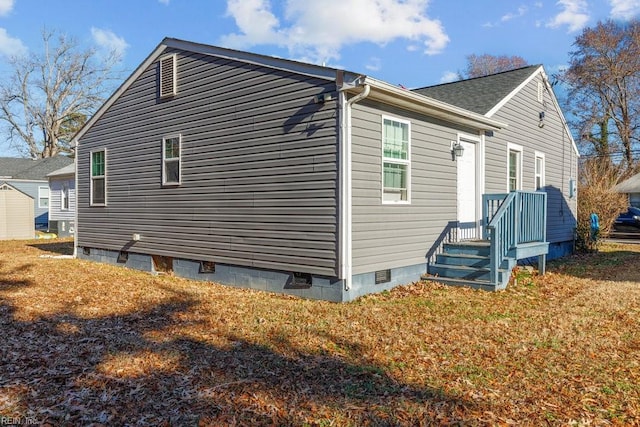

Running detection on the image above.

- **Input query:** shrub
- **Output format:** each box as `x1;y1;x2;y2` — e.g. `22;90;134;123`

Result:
577;159;628;251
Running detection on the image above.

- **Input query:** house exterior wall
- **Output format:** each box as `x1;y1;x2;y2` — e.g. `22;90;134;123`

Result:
48;174;76;236
76;48;340;277
350;99;479;275
0;185;34;240
49;175;75;221
4;180;49;228
485;73;578;255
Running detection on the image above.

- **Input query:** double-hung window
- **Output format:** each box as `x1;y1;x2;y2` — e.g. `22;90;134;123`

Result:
38;186;49;208
534;152;545;190
90;150;106;205
61;182;69;210
382;117;410;203
507;143;522;192
163;135;181;185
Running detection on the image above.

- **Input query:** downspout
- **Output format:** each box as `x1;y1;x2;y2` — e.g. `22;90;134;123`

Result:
340;82;370;291
72;139;78;259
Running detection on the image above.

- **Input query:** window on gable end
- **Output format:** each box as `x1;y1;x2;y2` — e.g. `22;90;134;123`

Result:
159;54;177;98
508;143;523;192
535;151;545;190
90;149;106;206
162;135;181;185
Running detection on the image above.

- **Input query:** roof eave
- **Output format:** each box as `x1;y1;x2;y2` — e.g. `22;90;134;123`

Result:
355;77;507;131
73;38;343;147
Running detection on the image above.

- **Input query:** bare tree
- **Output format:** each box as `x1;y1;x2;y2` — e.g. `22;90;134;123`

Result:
461;54;528;79
0;30;121;158
559;19;640;169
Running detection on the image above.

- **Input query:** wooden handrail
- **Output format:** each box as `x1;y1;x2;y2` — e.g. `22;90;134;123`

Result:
484;191;547;285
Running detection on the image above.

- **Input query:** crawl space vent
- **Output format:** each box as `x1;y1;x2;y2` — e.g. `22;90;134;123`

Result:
117;251;129;264
159;54;177;98
152;255;173;274
199;261;216;273
375;269;391;284
284;272;312;289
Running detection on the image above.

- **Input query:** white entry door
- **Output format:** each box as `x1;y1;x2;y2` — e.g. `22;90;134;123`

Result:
457;139;478;240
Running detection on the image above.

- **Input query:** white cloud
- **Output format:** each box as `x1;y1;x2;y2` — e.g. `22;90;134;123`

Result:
0;27;26;57
546;0;590;32
501;5;528;22
220;0;449;64
439;71;459;83
0;0;14;16
91;27;129;59
610;0;640;19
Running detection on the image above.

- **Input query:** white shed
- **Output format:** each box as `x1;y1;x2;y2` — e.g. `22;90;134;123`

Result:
0;182;35;240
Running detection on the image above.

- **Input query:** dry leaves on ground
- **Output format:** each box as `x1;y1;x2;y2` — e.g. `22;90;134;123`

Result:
0;239;639;425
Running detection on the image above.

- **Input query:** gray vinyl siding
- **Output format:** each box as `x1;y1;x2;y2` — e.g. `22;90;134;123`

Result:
48;176;75;221
485;74;578;244
77;48;339;276
351;99;478;274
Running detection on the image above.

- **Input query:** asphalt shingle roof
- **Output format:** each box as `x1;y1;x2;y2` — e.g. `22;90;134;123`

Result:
412;65;541;115
0;156;74;180
47;163;75;178
615;173;640;193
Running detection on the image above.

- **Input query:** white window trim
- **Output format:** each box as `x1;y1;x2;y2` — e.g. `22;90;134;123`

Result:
90;148;107;206
61;182;69;211
381;115;411;205
38;186;49;209
534;151;545;190
507;143;523;192
162;134;182;186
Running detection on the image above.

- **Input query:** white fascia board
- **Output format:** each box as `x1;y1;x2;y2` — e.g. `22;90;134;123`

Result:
486;66;579;157
73;38;346;147
164;38;339;82
73;40;170;144
539;69;580;157
357;76;507;131
485;66;543;118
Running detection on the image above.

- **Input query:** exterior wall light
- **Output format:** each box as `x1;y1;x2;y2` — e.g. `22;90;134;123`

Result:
451;141;465;160
538;111;545;128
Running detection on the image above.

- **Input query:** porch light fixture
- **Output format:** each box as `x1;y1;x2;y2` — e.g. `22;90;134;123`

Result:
451;141;464;160
538;111;545;128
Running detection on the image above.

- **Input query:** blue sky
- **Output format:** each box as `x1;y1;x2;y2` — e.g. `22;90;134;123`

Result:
0;0;639;155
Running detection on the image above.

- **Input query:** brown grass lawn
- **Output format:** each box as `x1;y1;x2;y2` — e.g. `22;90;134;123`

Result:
1;239;639;426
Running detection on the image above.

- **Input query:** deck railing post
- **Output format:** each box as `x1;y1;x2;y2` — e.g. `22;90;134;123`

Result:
489;227;498;285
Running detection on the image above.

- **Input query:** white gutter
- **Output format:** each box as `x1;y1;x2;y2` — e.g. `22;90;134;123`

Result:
357;76;507;131
340;83;370;291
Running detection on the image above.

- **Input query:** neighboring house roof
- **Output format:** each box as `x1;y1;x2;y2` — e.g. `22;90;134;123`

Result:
73;38;507;146
412;65;579;156
413;65;542;115
0;156;74;180
614;173;640;193
47;163;75;178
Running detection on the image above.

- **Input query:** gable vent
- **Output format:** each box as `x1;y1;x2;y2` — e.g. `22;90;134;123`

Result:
159;54;177;98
